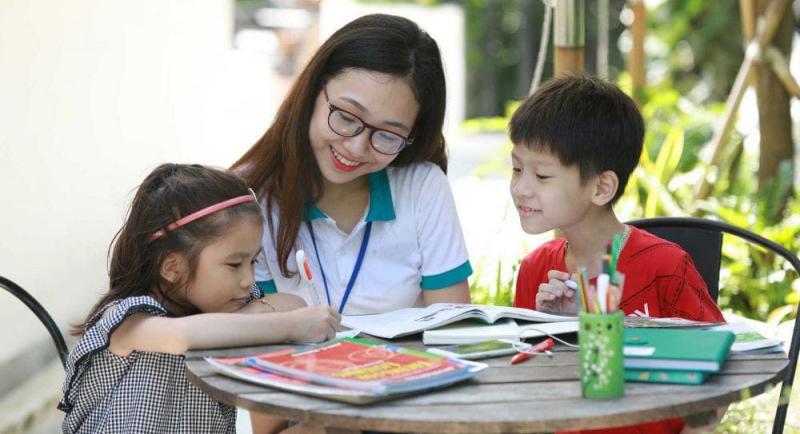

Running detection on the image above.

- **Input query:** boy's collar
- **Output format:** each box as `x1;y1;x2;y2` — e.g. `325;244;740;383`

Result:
302;170;396;222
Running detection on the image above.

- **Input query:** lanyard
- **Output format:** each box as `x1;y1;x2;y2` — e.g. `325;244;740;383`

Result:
306;220;373;314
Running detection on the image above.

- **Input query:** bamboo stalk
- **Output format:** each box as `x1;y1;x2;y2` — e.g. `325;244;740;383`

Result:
695;45;756;200
757;0;792;47
628;0;646;94
764;45;800;98
694;0;792;200
740;0;757;41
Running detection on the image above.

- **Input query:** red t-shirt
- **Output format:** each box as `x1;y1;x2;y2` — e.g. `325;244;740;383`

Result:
514;226;724;434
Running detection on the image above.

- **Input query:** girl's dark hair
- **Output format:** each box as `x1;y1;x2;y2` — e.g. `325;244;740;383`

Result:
509;75;644;204
71;163;261;336
232;13;448;277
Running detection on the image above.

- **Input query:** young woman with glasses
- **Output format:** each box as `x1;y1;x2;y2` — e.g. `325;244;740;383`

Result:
233;12;471;316
233;13;472;433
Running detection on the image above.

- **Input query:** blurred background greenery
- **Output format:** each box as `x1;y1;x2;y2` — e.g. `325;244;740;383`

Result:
379;0;799;332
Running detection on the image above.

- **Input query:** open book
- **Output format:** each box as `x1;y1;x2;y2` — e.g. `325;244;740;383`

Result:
706;318;784;354
422;319;580;345
341;303;575;339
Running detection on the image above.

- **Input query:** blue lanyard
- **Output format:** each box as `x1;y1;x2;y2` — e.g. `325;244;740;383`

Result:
306;220;373;314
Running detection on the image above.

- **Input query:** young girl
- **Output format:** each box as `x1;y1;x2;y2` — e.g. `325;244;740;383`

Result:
58;163;340;433
233;14;472;318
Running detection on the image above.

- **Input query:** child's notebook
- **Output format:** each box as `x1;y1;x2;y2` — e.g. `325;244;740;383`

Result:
622;328;735;372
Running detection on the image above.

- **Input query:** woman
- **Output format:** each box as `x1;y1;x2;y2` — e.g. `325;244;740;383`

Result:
233;13;471;317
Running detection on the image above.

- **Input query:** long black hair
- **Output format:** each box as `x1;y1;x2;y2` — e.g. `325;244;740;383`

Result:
72;164;261;336
233;13;448;278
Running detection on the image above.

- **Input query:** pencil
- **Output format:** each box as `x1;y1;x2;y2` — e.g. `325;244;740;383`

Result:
610;233;622;280
576;266;589;312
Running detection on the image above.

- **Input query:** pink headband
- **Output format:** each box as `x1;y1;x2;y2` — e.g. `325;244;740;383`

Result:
149;190;258;241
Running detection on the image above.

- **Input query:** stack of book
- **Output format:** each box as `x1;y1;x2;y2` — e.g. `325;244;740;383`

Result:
206;337;486;404
623;328;735;385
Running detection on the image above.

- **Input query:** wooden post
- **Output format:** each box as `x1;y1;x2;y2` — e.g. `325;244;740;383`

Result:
554;0;584;76
754;0;794;192
628;0;646;98
597;0;610;78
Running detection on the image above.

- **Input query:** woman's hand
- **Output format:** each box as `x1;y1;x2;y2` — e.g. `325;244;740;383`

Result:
535;270;578;314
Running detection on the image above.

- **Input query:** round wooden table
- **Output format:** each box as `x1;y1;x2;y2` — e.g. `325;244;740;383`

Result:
185;339;788;433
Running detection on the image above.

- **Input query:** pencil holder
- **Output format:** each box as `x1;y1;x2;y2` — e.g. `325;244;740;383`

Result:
578;310;624;399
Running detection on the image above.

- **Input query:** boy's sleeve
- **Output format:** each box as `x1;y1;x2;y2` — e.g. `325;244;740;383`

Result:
661;251;725;322
414;165;472;290
514;254;537;309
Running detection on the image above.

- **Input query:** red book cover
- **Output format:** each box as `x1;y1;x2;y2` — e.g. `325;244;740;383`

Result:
244;338;476;393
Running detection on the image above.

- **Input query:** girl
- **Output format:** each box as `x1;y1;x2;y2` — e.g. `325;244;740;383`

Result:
59;164;340;433
232;14;472;318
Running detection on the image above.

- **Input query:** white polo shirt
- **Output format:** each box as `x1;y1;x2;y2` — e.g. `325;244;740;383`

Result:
255;162;472;315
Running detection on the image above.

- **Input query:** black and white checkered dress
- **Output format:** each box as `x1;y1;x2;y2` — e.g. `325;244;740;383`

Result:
58;294;257;433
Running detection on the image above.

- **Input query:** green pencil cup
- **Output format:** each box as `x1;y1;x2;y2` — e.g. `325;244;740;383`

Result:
578;310;624;399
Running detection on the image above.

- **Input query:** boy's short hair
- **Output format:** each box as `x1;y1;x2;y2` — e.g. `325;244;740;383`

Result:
509;75;644;204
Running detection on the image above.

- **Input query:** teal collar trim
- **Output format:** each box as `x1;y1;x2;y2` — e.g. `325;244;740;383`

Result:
365;170;395;222
303;204;327;221
302;170;395;222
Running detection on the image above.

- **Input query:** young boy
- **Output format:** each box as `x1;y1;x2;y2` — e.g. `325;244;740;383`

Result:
509;76;725;434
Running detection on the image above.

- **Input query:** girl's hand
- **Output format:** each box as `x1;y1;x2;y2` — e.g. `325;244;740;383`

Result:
535;270;578;314
286;305;341;343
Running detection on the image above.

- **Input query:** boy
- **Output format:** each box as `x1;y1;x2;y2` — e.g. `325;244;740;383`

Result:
509;76;724;434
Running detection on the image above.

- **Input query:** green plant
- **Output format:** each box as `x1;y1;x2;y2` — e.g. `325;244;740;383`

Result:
470;258;518;307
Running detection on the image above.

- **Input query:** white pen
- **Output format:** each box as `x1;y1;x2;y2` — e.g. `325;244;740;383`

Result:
295;250;322;305
565;279;579;290
597;273;610;313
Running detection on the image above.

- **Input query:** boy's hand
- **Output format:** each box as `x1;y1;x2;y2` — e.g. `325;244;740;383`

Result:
286;305;341;343
536;270;579;314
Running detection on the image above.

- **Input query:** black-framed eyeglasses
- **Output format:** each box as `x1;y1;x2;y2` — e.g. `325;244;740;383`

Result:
322;85;414;155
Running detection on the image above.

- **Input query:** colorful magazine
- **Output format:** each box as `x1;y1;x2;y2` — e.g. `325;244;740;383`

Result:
206;357;380;404
207;338;486;403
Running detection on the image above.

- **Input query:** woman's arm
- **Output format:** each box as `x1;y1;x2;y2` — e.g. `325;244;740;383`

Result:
108;305;340;357
422;280;471;305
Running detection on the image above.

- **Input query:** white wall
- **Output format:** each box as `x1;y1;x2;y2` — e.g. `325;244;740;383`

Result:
0;0;279;366
319;0;465;135
0;0;467;373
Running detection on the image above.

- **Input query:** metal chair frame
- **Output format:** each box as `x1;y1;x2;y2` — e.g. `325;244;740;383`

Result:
627;217;800;434
1;275;68;368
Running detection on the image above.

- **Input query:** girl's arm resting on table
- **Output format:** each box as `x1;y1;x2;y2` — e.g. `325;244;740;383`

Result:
236;293;308;314
422;280;471;305
108;305;340;357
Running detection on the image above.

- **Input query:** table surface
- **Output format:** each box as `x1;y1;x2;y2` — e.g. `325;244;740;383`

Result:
185;338;788;434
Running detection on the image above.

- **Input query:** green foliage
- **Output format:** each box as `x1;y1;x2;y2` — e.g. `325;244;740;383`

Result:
648;1;744;101
470;258;517;307
622;84;800;324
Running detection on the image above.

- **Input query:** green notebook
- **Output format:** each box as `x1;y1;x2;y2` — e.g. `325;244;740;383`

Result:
623;328;735;372
624;368;708;385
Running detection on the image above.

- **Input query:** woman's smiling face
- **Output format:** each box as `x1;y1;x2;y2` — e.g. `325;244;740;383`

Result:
308;69;419;186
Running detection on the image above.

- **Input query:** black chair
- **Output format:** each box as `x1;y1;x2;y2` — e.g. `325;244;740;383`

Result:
1;275;68;368
627;217;800;434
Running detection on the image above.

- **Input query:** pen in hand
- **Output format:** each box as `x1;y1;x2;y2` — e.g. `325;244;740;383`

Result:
296;250;323;306
510;338;555;365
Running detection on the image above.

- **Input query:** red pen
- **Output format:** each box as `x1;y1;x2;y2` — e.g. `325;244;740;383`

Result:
510;338;555;365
